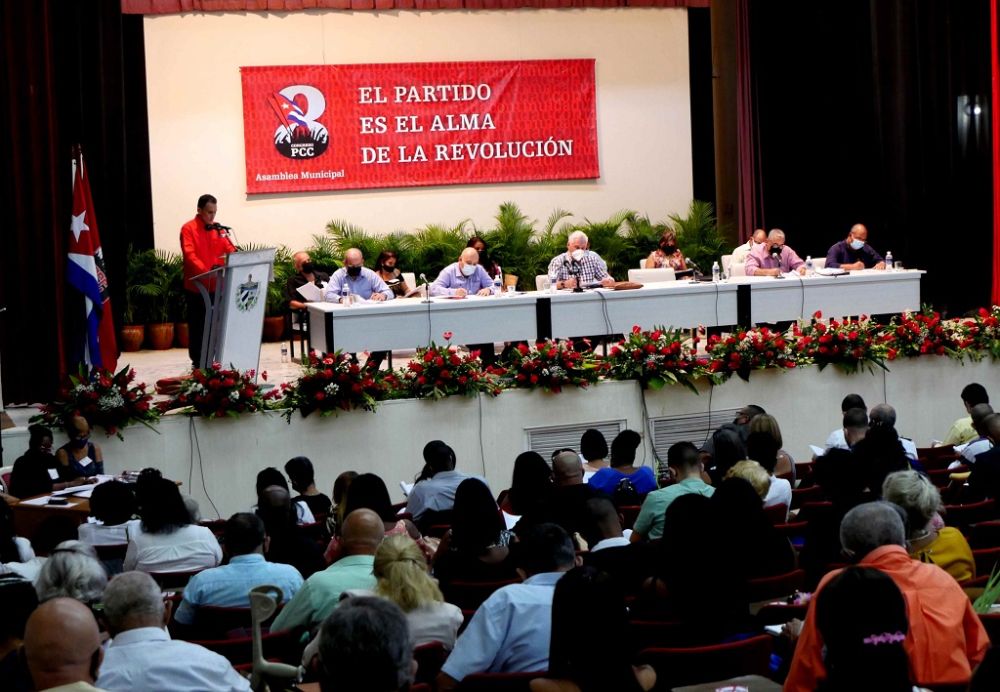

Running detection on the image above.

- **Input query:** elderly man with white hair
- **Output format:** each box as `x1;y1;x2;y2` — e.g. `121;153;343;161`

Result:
96;571;250;691
35;540;108;604
430;247;498;298
547;231;616;290
744;228;806;277
785;502;989;691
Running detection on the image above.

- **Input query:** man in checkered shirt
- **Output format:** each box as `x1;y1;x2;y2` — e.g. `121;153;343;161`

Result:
547;230;616;289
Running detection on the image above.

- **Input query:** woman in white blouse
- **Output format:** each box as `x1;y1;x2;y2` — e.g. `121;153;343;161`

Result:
124;477;221;574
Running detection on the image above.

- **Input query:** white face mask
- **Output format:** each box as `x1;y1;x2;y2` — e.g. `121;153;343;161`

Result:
850;239;865;250
571;249;586;262
460;263;476;277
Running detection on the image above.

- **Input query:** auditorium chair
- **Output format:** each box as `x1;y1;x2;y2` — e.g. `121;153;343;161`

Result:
973;546;1000;578
93;542;128;577
412;641;449;686
970;519;1000;548
174;602;286;641
193;628;299;669
619;504;642;531
629;618;689;650
789;485;824;510
457;671;546;691
637;634;773;689
943;499;998;533
927;465;966;488
763;503;788;524
980;612;1000;645
148;568;204;590
442;578;520;612
747;569;806;603
917;445;960;470
754;602;808;627
200;519;227;539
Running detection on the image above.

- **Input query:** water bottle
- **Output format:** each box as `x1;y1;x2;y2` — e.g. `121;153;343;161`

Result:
805;255;814;276
549;273;559;294
341;282;351;306
493;266;502;296
885;250;894;271
280;344;289;363
711;261;720;282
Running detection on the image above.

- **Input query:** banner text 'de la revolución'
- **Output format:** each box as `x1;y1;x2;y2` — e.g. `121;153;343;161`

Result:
240;60;598;194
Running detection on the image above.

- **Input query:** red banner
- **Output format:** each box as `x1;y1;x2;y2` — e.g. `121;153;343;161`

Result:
240;60;598;194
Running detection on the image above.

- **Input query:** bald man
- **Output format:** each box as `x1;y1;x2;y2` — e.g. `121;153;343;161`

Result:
825;223;886;270
285;251;330;310
323;248;393;303
517;451;604;541
430;247;498;298
731;228;767;265
24;597;105;691
269;508;383;633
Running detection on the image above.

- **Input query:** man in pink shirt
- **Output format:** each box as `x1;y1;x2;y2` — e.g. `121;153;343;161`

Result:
744;228;806;276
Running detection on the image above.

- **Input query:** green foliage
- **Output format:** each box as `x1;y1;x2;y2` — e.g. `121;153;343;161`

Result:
398;221;470;278
267;247;295;316
123;244;158;324
131;250;182;324
572;209;639;282
669;200;730;271
304;234;341;275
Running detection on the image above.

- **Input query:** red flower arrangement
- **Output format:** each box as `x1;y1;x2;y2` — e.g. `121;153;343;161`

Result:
946;306;1000;361
493;339;605;393
606;326;706;392
284;351;383;419
881;307;949;360
793;312;886;374
173;364;281;418
31;364;159;440
704;326;797;382
395;332;498;400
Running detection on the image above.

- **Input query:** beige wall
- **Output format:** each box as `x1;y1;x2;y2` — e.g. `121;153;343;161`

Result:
145;9;692;253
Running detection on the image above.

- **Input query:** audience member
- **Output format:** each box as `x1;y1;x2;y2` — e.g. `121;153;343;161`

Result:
35;541;108;606
257;484;326;578
55;415;104;480
958;403;994;464
0;501;43;581
869;403;918;460
506;451;553;517
327;473;421;563
852;424;910;497
531;565;656;692
173;513;304;627
814;566;916;692
882;470;973;582
785;502;989;690
434;478;517;584
10;424;86;499
823;394;867;451
255;467;315;524
271;508;383;634
749;412;796;480
407;440;478;531
725;459;772;499
942;383;989;446
24;597;103;692
517;451;604;541
745;431;792;512
964;412;1000;500
711;478;795;578
579;428;609;474
96;571;250;691
315;596;415;692
582;497;654;594
706;425;748;485
123;477;221;573
588;430;655;498
78;481;137;546
632;441;713;541
284;457;332;520
437;524;578;689
0;575;38;690
327;470;358;537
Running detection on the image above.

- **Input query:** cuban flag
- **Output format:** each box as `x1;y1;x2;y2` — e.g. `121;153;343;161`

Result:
68;147;118;371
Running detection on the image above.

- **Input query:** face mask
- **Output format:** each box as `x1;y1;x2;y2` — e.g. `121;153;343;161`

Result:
571;249;585;262
769;245;783;257
73;437;89;449
382;264;395;272
661;244;677;255
301;262;315;274
461;263;476;277
346;265;362;278
850;239;865;250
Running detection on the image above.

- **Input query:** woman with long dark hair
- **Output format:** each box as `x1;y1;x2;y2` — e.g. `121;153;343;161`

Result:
432;478;517;584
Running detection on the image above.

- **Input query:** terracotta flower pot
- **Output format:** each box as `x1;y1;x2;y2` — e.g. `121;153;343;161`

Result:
174;321;190;348
262;315;286;342
147;322;175;350
119;325;145;352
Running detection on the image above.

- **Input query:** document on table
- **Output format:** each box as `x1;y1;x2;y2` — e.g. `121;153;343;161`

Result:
399;481;414;497
18;495;77;507
815;267;847;276
809;445;825;458
296;281;326;303
51;483;99;497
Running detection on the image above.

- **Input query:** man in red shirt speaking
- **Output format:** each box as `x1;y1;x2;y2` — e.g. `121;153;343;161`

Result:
180;194;237;369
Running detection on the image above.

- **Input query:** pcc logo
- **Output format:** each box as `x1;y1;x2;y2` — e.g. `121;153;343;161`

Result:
267;85;329;159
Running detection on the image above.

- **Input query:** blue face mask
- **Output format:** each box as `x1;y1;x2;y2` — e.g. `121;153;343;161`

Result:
850;239;865;250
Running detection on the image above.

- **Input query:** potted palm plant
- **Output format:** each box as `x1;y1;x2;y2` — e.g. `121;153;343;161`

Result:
120;245;155;351
134;250;180;350
169;253;189;348
263;247;294;342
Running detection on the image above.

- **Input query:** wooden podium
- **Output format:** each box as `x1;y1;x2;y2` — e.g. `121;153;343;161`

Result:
192;248;276;379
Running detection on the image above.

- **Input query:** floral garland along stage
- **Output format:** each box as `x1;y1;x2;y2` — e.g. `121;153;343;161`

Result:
40;306;1000;436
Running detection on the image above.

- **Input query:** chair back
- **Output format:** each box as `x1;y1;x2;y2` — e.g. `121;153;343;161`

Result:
629;618;689;650
619;505;641;531
637;634;773;689
917;445;960;470
627;268;676;284
790;485;824;510
747;569;806;603
148;568;203;590
402;272;417;291
755;602;808;626
763;503;788;524
970;519;1000;548
188;602;285;640
413;641;449;685
200;519;227;539
943;499;998;532
534;274;549;292
457;671;546;691
442;579;519;612
980;612;1000;645
973;546;1000;577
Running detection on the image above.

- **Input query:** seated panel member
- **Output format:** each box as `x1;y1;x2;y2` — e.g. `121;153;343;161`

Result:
323;247;394;302
825;223;886;270
286;251;330;310
730;229;767;266
745;228;806;276
430;248;498;298
547;231;616;290
644;230;687;271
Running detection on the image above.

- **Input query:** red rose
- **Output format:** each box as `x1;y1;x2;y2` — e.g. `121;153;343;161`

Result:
417;376;426;385
315;392;326;401
443;331;454;340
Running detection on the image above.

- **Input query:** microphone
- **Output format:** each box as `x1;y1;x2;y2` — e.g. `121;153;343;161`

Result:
685;258;702;284
419;273;432;303
205;223;232;231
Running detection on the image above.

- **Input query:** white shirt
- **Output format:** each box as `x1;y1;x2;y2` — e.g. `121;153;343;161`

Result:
124;523;222;573
958;437;993;464
1;536;44;582
825;428;918;461
97;627;250;691
406;470;484;520
78;520;132;546
764;476;792;517
590;536;631;552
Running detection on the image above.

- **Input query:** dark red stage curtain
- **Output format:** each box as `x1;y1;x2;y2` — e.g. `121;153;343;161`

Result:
735;0;762;243
120;0;710;13
992;0;1000;306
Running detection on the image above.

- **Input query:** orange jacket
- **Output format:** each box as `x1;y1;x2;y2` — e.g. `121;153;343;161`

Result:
785;545;989;690
180;216;236;293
